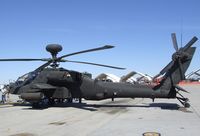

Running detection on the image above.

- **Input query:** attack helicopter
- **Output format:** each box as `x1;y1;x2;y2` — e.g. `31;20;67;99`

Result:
0;33;198;108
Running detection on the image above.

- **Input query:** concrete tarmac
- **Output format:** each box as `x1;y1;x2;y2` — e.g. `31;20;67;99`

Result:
0;85;200;136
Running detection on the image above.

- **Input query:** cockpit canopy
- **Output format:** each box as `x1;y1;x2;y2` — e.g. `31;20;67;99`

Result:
16;71;38;85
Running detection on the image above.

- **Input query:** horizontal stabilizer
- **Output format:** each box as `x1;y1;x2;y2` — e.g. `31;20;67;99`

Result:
174;85;189;93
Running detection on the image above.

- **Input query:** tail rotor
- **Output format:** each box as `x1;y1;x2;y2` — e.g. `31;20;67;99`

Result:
153;33;198;80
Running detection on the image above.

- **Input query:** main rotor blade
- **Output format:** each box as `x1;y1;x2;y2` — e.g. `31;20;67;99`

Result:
182;36;198;52
159;60;174;75
195;68;200;73
0;58;49;61
34;61;52;72
58;45;114;60
194;72;200;77
62;60;125;70
171;33;179;51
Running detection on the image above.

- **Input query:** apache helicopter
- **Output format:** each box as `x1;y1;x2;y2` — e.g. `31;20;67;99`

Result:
0;33;198;108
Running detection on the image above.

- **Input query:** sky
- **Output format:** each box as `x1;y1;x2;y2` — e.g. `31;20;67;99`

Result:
0;0;199;84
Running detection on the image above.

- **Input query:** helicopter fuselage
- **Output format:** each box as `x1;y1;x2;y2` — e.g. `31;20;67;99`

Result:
10;68;174;104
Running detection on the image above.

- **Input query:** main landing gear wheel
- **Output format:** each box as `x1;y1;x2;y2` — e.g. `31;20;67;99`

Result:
32;102;41;109
31;98;49;109
48;98;55;106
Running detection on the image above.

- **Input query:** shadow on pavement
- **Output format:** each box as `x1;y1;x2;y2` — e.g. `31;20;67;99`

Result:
10;101;191;112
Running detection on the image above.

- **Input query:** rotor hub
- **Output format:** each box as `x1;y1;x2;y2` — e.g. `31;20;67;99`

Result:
172;52;181;60
172;51;189;61
46;44;63;55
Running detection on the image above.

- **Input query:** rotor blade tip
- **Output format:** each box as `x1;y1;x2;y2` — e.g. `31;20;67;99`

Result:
104;45;115;48
193;36;198;41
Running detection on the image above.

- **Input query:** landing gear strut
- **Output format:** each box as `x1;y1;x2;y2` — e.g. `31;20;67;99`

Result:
176;91;190;108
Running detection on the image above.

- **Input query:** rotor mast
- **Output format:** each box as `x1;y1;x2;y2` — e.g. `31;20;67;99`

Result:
46;44;63;68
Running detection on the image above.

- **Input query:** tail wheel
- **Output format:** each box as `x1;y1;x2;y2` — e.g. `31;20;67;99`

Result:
184;103;190;108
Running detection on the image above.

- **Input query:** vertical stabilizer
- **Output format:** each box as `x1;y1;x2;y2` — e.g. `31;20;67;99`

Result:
154;35;198;94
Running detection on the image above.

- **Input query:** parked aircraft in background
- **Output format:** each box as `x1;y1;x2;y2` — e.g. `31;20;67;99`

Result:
96;71;153;84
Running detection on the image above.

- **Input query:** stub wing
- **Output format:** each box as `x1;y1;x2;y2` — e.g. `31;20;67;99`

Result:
31;83;57;90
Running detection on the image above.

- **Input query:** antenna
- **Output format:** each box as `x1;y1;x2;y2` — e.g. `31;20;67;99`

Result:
180;18;183;47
